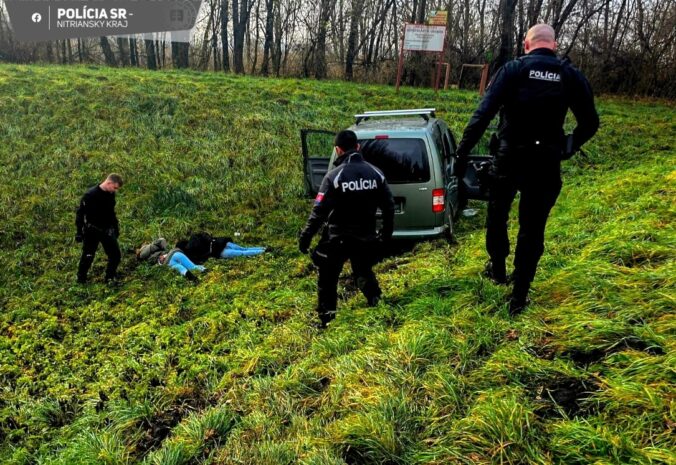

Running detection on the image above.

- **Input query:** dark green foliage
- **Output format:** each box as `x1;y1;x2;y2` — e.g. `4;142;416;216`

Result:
0;65;674;464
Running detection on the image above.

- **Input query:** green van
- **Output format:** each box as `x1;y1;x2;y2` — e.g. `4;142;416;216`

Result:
301;109;489;242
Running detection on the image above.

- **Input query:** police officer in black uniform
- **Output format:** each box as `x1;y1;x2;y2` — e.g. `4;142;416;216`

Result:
75;173;124;284
456;24;599;314
299;130;395;328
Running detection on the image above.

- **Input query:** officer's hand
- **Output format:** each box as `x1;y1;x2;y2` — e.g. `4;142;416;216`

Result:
298;234;311;254
377;231;392;243
75;234;83;243
561;134;576;160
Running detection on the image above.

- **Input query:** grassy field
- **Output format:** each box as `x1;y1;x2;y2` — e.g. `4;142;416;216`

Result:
0;64;673;465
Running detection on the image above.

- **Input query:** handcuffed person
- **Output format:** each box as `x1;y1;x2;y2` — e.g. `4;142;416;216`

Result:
136;238;206;282
175;231;266;264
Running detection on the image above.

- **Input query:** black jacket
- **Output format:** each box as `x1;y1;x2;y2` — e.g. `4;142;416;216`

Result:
75;185;119;235
300;151;395;243
456;48;599;160
176;232;233;264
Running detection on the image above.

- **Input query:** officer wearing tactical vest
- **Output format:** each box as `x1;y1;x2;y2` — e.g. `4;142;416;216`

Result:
299;130;395;328
456;24;599;315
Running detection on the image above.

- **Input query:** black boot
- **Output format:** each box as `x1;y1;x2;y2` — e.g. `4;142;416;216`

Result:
509;281;530;316
185;271;199;282
366;294;381;307
483;260;508;285
316;309;336;329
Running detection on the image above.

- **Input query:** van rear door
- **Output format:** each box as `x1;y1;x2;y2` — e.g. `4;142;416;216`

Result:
301;129;335;197
359;137;437;232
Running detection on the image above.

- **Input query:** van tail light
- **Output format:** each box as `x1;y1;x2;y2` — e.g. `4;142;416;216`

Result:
432;188;445;213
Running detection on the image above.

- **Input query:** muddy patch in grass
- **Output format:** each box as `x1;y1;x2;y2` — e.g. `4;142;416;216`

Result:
135;392;209;457
530;335;664;366
532;376;598;419
563;337;664;366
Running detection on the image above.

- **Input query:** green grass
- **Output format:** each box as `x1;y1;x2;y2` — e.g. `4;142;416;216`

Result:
0;64;674;464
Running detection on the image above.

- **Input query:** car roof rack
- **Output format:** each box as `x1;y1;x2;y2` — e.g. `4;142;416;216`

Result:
354;108;436;124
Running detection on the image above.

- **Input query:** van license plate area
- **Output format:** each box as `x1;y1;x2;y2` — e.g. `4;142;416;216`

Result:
378;199;404;216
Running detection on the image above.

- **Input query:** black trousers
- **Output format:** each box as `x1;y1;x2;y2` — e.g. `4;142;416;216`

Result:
311;237;381;317
78;229;121;281
486;171;562;287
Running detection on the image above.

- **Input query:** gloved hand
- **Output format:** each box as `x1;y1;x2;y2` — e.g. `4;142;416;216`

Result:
298;233;311;254
377;230;392;243
561;134;576;160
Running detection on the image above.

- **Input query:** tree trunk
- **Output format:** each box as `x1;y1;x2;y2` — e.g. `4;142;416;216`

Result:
272;1;282;76
46;42;54;63
493;0;518;72
77;39;83;63
100;36;117;66
171;39;189;68
129;38;138;66
416;0;427;23
221;0;231;71
250;0;260;73
233;0;254;73
345;0;364;80
260;0;274;76
145;39;157;70
67;39;74;64
61;40;67;64
117;38;129;66
211;1;220;70
314;0;332;79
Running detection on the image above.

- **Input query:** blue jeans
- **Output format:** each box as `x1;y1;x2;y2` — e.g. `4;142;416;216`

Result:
220;242;266;258
168;252;206;276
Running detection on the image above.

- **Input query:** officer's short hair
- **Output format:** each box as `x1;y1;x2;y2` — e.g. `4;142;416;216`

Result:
335;130;358;152
106;173;124;186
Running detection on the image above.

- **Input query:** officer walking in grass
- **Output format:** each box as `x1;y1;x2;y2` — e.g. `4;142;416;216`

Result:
75;173;124;284
299;130;395;328
455;24;599;314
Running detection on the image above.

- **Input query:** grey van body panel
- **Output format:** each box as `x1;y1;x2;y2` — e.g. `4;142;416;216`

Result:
337;119;447;238
302;114;482;242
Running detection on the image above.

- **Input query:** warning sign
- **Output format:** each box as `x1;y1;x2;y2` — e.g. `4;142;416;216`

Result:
403;24;445;52
429;10;447;26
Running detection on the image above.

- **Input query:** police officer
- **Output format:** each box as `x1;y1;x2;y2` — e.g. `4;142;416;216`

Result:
75;173;124;284
299;130;395;328
456;24;599;315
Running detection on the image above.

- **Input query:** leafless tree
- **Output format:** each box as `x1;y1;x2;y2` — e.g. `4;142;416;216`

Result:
0;0;673;96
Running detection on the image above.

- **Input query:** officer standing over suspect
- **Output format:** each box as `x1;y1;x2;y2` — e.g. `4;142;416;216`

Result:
299;130;395;328
75;173;124;284
455;24;599;314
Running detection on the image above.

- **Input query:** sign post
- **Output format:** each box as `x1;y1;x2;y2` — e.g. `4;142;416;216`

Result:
396;23;447;93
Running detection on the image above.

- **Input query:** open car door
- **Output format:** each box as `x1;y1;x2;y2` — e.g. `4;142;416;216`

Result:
462;155;492;200
462;125;498;201
301;129;336;198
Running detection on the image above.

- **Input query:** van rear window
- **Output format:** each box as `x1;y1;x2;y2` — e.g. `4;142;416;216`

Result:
359;138;430;184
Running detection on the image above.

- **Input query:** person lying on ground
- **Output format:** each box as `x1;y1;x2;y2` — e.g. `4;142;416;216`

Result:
175;232;266;264
136;238;205;282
